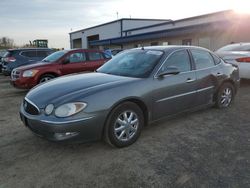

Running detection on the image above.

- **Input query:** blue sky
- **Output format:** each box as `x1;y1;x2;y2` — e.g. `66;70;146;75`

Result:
0;0;246;48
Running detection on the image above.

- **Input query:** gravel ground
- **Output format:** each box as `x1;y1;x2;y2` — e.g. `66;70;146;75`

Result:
0;74;249;188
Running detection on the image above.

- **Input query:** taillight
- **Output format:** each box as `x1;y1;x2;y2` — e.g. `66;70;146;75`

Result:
5;57;16;63
236;57;250;63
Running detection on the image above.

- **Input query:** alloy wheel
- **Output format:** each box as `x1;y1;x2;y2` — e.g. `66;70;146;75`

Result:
220;87;232;107
114;111;139;142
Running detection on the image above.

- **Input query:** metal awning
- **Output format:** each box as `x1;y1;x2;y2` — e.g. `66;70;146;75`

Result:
89;21;230;46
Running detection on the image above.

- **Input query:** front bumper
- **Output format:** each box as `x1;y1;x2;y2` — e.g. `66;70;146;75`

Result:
10;77;37;89
20;104;106;143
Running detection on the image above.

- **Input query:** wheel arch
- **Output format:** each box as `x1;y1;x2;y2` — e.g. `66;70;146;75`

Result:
102;97;149;138
214;78;237;101
37;72;59;84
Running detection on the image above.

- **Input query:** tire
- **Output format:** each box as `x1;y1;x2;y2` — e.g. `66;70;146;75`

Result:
104;102;144;148
215;83;235;108
38;74;55;84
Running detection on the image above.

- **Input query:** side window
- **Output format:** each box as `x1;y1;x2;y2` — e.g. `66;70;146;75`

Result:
211;54;221;65
37;50;48;58
88;52;104;61
69;53;85;63
21;51;37;58
190;50;215;69
159;50;191;73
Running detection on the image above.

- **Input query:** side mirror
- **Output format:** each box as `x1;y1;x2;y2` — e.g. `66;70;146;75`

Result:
62;58;70;64
157;66;180;78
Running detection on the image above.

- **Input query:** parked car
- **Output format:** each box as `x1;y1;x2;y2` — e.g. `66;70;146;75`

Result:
104;49;123;58
20;46;240;147
0;49;7;73
2;48;54;76
11;49;110;89
216;43;250;79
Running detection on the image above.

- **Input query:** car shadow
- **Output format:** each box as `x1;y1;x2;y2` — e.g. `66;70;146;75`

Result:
240;79;250;87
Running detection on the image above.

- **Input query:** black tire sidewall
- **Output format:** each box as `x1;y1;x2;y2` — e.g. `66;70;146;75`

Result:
216;83;235;108
105;102;144;148
39;74;55;84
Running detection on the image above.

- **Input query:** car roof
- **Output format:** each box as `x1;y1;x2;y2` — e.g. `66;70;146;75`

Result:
67;48;104;52
7;48;53;52
133;45;211;52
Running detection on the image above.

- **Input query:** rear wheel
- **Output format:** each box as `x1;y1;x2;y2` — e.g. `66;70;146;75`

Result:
104;102;144;147
215;83;235;108
38;74;55;84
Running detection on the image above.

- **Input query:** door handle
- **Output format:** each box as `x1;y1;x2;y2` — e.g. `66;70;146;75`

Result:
186;78;195;83
216;72;223;76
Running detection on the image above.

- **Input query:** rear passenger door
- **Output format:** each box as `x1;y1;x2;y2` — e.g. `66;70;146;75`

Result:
86;51;107;71
190;49;223;106
61;52;87;75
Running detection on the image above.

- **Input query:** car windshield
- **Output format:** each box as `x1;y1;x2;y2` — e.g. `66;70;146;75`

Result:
42;51;66;62
217;43;250;52
97;49;164;78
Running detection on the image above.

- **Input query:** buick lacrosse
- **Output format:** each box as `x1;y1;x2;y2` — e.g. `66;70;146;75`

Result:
20;46;240;147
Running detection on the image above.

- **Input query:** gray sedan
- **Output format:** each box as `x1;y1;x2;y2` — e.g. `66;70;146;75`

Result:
20;46;240;147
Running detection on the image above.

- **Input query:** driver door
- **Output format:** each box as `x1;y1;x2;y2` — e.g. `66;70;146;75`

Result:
152;49;197;120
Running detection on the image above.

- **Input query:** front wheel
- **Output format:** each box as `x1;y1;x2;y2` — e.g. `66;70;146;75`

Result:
38;74;55;84
104;102;144;148
215;83;235;108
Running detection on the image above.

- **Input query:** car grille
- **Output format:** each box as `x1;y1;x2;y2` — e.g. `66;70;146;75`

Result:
23;98;40;115
11;69;21;80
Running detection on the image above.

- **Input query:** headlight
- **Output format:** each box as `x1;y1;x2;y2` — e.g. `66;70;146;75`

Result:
23;70;38;77
45;104;54;115
54;102;87;117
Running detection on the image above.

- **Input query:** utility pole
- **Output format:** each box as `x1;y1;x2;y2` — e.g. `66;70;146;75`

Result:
116;12;119;19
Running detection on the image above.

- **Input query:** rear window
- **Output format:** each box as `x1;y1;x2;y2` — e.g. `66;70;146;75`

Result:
3;51;14;57
21;51;37;58
37;50;49;57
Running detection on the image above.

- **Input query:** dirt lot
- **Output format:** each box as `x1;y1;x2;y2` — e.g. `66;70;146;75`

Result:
0;74;249;188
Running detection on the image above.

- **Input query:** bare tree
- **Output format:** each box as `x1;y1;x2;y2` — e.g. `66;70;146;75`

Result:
0;37;15;48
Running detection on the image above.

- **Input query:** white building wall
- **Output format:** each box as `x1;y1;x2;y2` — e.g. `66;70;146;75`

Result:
122;20;167;32
126;12;235;36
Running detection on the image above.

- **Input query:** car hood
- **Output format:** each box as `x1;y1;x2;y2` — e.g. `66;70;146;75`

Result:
26;72;140;108
215;51;250;60
17;61;50;70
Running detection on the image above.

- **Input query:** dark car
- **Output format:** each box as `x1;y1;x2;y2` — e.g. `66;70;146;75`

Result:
2;48;54;75
10;49;110;89
20;46;240;147
0;49;7;73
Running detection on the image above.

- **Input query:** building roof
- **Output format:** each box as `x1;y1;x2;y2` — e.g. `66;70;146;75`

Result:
89;20;231;46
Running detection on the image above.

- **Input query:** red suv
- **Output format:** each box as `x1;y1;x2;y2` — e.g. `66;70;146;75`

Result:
10;49;110;89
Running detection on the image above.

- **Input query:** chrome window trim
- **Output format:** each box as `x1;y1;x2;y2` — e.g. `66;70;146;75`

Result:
156;86;214;103
154;48;221;78
24;97;40;113
154;49;192;78
40;116;94;124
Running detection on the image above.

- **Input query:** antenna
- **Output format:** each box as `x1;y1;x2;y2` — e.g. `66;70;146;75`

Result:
116;12;119;19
